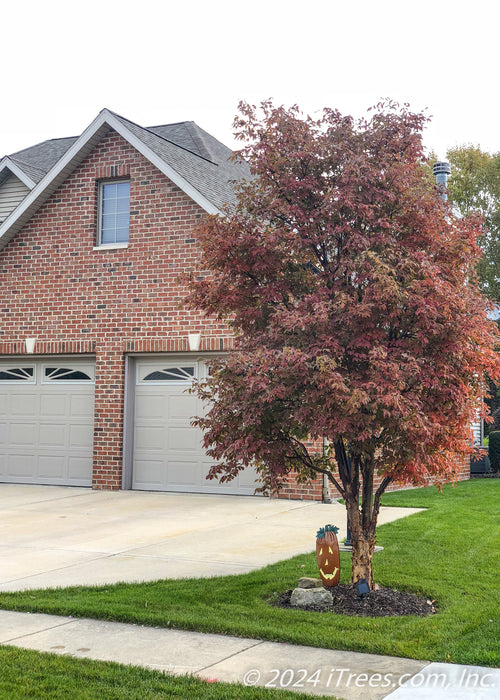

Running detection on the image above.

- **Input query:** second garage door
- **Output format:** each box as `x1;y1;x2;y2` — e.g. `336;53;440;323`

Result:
132;358;260;494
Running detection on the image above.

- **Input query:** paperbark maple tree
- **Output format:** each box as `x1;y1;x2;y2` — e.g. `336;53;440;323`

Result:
188;101;500;587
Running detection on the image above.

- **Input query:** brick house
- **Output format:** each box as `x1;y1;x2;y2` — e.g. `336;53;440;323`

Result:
0;109;273;495
0;110;469;499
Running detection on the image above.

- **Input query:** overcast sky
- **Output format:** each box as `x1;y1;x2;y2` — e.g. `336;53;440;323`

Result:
1;0;498;160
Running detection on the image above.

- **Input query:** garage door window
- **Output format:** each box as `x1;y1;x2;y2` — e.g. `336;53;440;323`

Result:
44;367;94;382
139;366;196;384
0;367;34;382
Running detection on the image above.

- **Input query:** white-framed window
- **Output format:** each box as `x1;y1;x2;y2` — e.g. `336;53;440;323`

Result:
97;180;130;246
42;366;94;384
137;365;197;385
0;366;35;383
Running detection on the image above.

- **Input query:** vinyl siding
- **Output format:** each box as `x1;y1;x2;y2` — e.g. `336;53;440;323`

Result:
0;174;30;223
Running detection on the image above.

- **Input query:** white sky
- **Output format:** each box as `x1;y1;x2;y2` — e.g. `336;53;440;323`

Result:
1;0;498;160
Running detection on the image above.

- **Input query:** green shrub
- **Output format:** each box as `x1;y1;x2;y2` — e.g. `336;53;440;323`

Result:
488;431;500;472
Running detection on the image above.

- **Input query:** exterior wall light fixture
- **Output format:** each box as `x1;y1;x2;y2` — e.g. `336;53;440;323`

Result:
188;332;201;352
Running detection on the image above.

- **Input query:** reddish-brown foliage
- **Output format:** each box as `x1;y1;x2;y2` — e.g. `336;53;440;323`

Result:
188;101;500;585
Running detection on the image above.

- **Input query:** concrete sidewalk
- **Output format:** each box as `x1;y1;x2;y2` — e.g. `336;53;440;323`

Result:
0;484;422;592
1;610;498;699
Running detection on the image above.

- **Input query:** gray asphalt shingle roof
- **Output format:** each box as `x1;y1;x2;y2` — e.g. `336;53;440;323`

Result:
4;112;250;212
8;157;48;184
10;136;78;177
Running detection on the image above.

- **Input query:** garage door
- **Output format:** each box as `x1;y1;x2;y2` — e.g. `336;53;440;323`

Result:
0;359;95;486
133;358;260;494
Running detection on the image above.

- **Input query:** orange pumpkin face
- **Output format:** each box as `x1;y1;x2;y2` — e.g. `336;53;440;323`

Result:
316;525;340;587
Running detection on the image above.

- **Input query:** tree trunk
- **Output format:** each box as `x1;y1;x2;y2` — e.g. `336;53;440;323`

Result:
333;439;380;590
345;496;376;588
350;529;376;588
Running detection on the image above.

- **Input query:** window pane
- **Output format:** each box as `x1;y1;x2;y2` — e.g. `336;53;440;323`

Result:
143;366;196;382
101;229;115;244
115;212;129;228
0;367;34;381
116;198;129;213
102;197;117;214
103;183;117;198
45;367;92;381
116;182;130;197
102;213;116;228
116;228;129;243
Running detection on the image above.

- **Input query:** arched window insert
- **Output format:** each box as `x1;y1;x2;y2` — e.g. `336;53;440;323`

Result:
0;367;34;381
143;367;195;382
44;367;93;381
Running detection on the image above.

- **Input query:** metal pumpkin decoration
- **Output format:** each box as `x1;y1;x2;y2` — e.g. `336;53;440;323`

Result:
316;524;340;587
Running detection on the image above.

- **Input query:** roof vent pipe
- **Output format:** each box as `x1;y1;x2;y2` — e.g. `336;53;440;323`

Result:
433;161;451;202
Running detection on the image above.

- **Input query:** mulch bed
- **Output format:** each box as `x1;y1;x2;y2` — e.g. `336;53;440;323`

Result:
272;584;437;617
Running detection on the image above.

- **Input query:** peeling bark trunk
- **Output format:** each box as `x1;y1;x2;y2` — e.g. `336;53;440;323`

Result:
350;528;376;588
332;438;382;590
345;497;376;588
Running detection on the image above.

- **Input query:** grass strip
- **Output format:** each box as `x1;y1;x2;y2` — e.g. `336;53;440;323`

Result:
0;645;337;699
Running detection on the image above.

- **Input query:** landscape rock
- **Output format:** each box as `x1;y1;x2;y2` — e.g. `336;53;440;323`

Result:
290;587;333;610
297;577;323;589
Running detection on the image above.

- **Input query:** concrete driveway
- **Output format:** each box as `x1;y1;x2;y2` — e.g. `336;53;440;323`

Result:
0;484;423;591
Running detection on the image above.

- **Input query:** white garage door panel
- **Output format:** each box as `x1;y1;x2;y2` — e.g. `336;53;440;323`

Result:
69;423;93;449
70;394;94;417
69;456;93;480
39;423;66;447
136;394;165;419
0;359;95;486
39;455;65;478
133;358;261;495
168;394;198;419
134;459;164;486
168;460;199;486
8;454;36;477
11;394;36;416
169;426;201;451
10;423;36;446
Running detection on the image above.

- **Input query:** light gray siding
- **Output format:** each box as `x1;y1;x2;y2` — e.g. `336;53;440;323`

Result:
0;173;30;223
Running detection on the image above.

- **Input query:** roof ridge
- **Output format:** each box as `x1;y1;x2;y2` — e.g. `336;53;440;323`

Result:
182;122;216;163
147;120;195;129
106;110;218;166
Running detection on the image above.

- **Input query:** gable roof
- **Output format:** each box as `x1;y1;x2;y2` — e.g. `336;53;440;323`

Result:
0;109;249;252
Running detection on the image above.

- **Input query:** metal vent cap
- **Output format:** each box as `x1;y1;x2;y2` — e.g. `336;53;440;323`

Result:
433;162;451;176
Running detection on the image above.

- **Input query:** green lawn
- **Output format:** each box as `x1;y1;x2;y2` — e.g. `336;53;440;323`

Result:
0;645;336;700
0;480;498;670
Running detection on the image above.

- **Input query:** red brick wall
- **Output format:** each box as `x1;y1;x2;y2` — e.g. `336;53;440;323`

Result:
276;452;471;501
0;128;230;488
